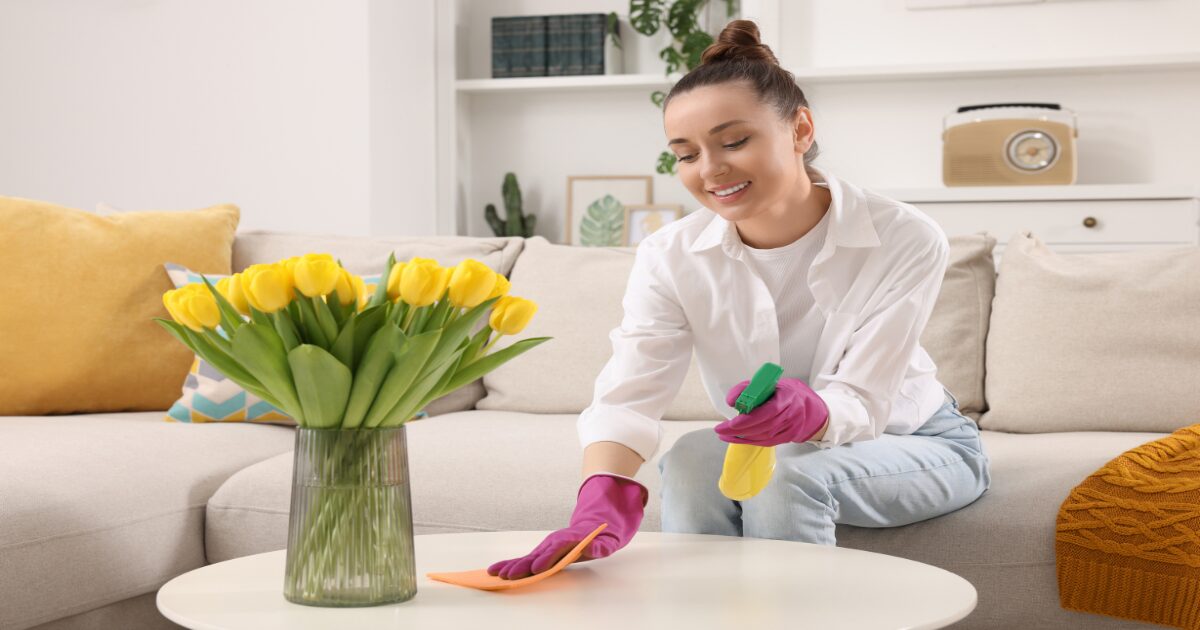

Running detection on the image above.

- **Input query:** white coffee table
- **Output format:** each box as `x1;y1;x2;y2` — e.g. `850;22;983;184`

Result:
158;531;976;629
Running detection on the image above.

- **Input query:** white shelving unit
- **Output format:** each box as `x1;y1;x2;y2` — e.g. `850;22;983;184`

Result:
455;52;1200;94
435;1;1200;240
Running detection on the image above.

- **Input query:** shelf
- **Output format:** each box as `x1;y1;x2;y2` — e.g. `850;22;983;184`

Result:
456;73;680;93
455;52;1200;93
874;183;1200;203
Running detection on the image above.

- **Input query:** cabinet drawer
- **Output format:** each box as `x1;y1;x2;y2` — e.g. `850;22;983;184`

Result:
912;199;1198;245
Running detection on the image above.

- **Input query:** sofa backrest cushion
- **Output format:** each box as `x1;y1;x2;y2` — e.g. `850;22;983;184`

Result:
478;234;996;420
923;233;997;417
0;198;240;415
232;232;526;416
981;232;1200;432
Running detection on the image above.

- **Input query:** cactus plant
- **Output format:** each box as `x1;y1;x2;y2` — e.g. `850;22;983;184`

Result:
485;172;537;238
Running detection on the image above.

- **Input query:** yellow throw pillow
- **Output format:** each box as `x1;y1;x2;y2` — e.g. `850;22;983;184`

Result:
0;196;240;415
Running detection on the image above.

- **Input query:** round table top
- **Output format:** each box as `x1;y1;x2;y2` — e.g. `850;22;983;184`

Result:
157;531;976;630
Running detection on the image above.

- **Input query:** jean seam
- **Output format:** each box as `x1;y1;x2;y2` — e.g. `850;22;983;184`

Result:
824;455;973;487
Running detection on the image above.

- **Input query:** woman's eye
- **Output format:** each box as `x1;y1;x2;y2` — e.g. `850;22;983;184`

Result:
677;153;697;163
724;136;749;149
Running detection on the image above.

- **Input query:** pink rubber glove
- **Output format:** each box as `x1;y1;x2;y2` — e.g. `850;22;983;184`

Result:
487;473;648;580
715;377;829;446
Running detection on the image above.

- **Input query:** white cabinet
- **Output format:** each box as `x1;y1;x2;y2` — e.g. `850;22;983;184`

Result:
877;185;1200;260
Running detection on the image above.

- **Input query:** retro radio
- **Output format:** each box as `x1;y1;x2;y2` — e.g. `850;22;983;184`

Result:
942;103;1077;186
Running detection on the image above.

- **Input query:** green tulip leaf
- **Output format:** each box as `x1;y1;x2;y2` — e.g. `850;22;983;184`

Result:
230;322;302;419
340;322;403;429
440;336;552;395
378;345;460;427
288;344;352;429
425;296;499;375
363;328;442;428
368;253;395;309
311;296;339;343
330;316;356;369
351;304;388;371
272;311;301;352
295;298;329;348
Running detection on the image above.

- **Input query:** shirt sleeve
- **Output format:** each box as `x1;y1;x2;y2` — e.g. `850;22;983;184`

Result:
577;239;694;462
809;228;950;449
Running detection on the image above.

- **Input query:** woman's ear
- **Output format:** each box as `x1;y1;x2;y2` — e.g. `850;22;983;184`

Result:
792;108;815;154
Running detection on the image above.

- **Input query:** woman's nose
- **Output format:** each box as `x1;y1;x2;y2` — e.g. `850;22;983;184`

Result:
699;155;728;180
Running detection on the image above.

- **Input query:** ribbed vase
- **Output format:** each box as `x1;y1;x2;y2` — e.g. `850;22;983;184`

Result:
283;426;416;607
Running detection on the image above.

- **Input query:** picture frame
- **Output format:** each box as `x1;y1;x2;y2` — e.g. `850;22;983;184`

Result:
565;175;652;246
622;204;684;246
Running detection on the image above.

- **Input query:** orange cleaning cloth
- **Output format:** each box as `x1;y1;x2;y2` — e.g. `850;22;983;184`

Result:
427;523;608;591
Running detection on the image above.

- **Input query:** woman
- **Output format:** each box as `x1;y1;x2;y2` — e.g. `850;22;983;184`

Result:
488;19;991;580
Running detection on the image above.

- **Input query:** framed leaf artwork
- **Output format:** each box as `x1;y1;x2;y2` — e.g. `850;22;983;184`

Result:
565;175;652;246
623;204;684;246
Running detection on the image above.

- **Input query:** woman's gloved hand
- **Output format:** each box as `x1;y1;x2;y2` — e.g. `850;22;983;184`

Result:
487;473;648;580
716;377;829;446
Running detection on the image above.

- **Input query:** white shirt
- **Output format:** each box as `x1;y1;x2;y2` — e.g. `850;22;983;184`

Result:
577;167;950;461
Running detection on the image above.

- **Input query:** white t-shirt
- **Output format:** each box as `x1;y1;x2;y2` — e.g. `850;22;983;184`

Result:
739;199;832;384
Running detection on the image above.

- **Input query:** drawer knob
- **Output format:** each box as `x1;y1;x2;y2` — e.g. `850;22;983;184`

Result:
1082;216;1098;228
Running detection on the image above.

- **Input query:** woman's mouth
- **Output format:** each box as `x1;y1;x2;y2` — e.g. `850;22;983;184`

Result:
709;180;751;204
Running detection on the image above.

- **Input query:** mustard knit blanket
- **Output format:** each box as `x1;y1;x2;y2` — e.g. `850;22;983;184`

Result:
1056;424;1200;629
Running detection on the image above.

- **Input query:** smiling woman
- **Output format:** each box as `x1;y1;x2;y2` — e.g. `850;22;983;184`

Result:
486;18;990;583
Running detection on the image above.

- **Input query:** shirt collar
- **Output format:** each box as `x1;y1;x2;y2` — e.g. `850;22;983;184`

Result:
687;166;881;255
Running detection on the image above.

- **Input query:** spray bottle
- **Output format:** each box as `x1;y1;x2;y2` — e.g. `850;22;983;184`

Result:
718;362;784;501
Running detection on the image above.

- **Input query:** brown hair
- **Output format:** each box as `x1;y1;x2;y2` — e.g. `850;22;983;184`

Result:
664;20;819;165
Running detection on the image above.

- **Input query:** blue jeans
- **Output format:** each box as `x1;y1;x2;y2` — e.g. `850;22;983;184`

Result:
658;389;991;544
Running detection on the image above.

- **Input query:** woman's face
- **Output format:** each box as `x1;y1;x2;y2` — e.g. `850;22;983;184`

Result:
663;82;814;223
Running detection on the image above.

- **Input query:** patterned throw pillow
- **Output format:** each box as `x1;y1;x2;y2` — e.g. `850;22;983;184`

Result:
162;263;388;425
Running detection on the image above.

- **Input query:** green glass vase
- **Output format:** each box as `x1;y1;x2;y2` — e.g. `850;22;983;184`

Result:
283;426;416;606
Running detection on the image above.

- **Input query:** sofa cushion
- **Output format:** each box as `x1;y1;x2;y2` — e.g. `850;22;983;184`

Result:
477;234;996;420
476;237;719;421
982;232;1200;433
920;233;996;417
0;413;294;630
0;198;240;415
231;232;525;415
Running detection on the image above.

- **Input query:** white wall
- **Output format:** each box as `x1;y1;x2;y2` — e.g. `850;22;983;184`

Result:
778;0;1200;188
454;0;1200;239
0;0;437;237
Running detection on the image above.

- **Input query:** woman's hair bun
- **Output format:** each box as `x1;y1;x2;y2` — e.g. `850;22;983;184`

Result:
700;19;779;66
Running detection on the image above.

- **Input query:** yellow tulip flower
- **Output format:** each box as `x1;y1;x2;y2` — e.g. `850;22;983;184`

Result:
386;261;407;302
293;253;340;298
331;267;364;307
448;259;497;309
489;296;537;336
486;273;511;301
163;285;220;332
398;259;448;307
241;264;292;313
216;274;250;315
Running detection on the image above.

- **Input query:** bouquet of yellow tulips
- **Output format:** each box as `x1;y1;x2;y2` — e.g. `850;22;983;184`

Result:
158;253;550;606
157;253;548;429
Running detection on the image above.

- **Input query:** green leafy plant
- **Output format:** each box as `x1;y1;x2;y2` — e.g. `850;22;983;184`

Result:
579;195;625;247
485;172;537;237
629;0;739;175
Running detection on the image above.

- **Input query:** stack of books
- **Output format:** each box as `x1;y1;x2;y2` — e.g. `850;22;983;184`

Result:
492;13;614;78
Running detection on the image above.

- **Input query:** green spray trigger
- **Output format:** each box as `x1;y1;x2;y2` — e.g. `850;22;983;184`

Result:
735;362;783;414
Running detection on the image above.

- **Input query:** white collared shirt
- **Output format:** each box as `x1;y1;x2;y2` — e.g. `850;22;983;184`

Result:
577;167;951;461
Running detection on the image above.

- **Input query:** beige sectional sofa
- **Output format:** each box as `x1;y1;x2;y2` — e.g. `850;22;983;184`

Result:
4;229;1187;630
